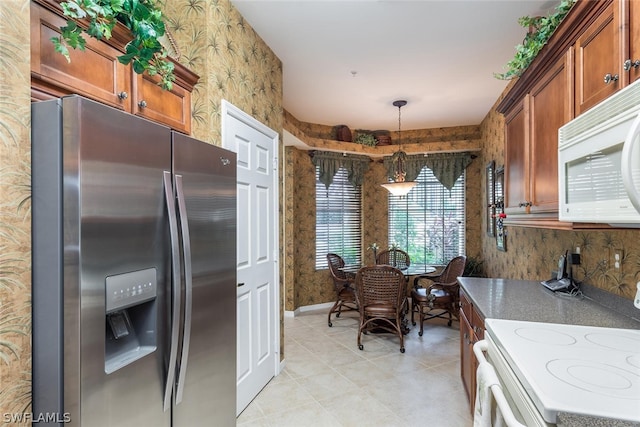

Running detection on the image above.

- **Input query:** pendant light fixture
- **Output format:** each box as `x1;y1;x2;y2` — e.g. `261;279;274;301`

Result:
381;100;418;196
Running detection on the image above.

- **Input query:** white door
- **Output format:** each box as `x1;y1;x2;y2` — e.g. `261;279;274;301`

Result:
221;101;279;416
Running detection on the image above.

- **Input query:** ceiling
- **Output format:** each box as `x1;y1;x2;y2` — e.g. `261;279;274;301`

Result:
230;0;560;133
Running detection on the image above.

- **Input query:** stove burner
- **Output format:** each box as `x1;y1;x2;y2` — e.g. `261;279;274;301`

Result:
628;354;640;370
584;332;640;352
546;359;640;399
514;327;577;345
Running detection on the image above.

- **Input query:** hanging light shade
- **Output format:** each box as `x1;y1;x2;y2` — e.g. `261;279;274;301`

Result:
381;100;417;196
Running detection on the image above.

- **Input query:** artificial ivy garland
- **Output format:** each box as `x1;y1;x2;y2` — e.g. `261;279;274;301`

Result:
51;0;175;90
495;0;576;80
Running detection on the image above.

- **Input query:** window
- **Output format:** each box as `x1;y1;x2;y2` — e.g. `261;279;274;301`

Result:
315;167;362;269
388;168;465;267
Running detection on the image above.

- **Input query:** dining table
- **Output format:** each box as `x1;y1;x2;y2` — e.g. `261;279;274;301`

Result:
340;264;436;275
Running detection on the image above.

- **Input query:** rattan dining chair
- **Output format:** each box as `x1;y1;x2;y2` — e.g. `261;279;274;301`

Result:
376;247;411;313
355;265;406;353
411;255;467;336
376;248;411;272
326;253;358;327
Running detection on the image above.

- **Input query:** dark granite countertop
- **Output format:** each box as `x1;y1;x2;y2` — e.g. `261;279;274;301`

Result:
459;277;640;427
458;277;640;329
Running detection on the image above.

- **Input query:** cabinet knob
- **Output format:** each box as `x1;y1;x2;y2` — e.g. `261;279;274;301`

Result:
138;100;147;108
117;91;128;100
604;73;619;84
623;59;640;71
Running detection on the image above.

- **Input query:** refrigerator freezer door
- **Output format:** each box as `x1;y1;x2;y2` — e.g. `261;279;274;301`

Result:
171;132;237;426
73;97;172;427
32;96;172;427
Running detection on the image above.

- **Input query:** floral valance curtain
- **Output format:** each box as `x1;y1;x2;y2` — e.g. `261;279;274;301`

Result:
384;151;474;191
311;151;371;188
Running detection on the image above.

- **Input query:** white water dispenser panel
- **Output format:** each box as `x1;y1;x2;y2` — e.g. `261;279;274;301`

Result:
104;268;158;374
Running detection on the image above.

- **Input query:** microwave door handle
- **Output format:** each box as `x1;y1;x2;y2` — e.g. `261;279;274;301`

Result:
622;112;640;214
162;171;181;412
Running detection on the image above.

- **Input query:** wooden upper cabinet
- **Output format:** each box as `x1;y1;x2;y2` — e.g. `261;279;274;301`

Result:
31;2;131;110
626;0;640;83
30;0;199;134
504;53;572;220
574;1;621;115
496;0;633;228
132;66;194;135
529;52;572;214
504;99;528;214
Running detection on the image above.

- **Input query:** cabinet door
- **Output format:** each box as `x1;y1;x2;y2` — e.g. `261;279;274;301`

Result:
471;309;484;341
574;1;621;115
459;310;475;407
30;2;131;109
628;0;640;83
132;73;192;134
459;291;473;323
528;52;573;214
504;98;529;214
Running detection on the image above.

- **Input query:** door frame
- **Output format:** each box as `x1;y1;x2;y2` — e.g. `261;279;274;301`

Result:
220;98;281;380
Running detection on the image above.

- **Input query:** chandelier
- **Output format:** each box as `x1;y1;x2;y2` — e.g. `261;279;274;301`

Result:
381;100;417;197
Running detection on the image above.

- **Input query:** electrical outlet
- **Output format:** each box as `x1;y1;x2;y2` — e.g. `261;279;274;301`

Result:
609;248;624;271
635;282;640;309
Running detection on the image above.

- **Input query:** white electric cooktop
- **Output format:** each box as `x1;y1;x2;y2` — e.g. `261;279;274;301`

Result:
485;318;640;423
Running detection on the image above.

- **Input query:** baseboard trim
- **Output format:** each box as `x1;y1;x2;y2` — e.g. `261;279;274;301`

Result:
284;302;333;317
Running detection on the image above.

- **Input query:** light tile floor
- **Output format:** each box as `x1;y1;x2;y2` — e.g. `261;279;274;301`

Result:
237;309;473;427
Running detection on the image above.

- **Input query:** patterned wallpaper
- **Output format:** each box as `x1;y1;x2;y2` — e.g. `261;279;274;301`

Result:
295;119;481;145
162;0;283;143
479;85;640;301
0;0;282;420
284;123;483;311
0;0;35;418
2;0;638;419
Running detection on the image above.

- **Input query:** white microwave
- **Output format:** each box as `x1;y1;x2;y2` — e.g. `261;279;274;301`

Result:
558;78;640;226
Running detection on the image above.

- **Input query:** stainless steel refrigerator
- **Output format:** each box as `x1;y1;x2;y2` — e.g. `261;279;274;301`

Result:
32;95;237;426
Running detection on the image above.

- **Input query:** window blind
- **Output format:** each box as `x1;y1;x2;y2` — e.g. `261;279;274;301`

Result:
388;167;465;267
315;167;362;269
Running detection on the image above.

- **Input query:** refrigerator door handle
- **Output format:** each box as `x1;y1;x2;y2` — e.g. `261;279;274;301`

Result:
174;175;193;405
163;171;181;412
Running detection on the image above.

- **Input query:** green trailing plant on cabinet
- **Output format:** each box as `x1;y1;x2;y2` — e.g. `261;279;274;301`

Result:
51;0;175;90
495;0;575;80
354;130;377;146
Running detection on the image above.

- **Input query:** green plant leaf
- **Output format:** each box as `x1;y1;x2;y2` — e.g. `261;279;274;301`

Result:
132;60;145;74
51;37;71;61
117;52;136;64
60;1;87;19
495;0;576;80
55;0;176;89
